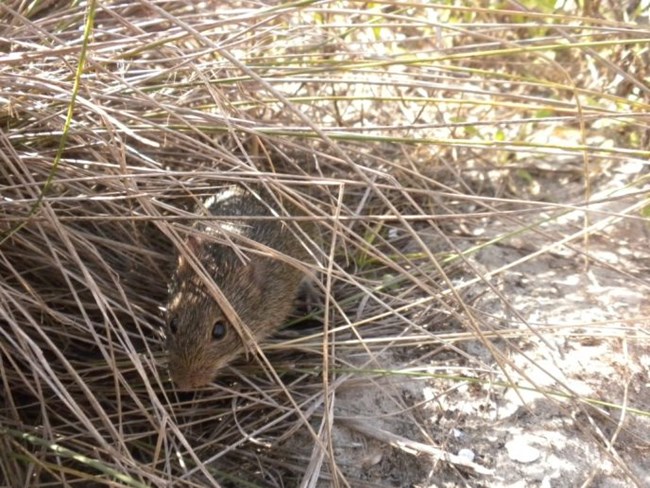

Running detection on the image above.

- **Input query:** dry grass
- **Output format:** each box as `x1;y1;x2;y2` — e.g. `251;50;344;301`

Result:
1;1;649;487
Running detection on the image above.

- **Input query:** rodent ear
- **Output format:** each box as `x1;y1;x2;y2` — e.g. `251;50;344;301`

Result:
244;259;270;294
176;234;204;270
186;233;203;254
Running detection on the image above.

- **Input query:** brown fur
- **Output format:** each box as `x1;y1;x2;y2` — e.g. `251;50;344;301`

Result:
165;185;314;389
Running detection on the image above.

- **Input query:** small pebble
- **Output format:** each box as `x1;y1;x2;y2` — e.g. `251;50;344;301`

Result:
506;438;541;464
457;448;475;463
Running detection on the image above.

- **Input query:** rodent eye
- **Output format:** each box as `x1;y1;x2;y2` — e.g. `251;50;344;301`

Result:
168;317;178;335
212;321;227;341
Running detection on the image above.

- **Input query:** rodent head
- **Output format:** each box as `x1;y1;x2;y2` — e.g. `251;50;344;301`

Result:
164;205;310;389
164;240;283;389
165;282;248;389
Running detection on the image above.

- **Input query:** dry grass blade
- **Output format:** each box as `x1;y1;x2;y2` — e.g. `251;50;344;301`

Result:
339;418;493;475
1;1;649;487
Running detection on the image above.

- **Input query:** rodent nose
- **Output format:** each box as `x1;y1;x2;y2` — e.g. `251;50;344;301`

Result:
170;370;214;390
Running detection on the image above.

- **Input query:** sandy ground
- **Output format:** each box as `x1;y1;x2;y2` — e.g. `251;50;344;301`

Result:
307;162;650;487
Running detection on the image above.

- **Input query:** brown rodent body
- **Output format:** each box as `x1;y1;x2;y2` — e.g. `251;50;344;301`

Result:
165;185;314;389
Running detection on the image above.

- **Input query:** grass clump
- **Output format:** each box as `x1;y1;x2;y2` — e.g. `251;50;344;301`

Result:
1;1;649;486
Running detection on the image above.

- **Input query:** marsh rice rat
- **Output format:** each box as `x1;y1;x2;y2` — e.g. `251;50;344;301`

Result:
165;185;314;389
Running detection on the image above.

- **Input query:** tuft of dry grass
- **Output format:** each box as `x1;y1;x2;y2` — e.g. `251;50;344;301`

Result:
1;1;649;486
